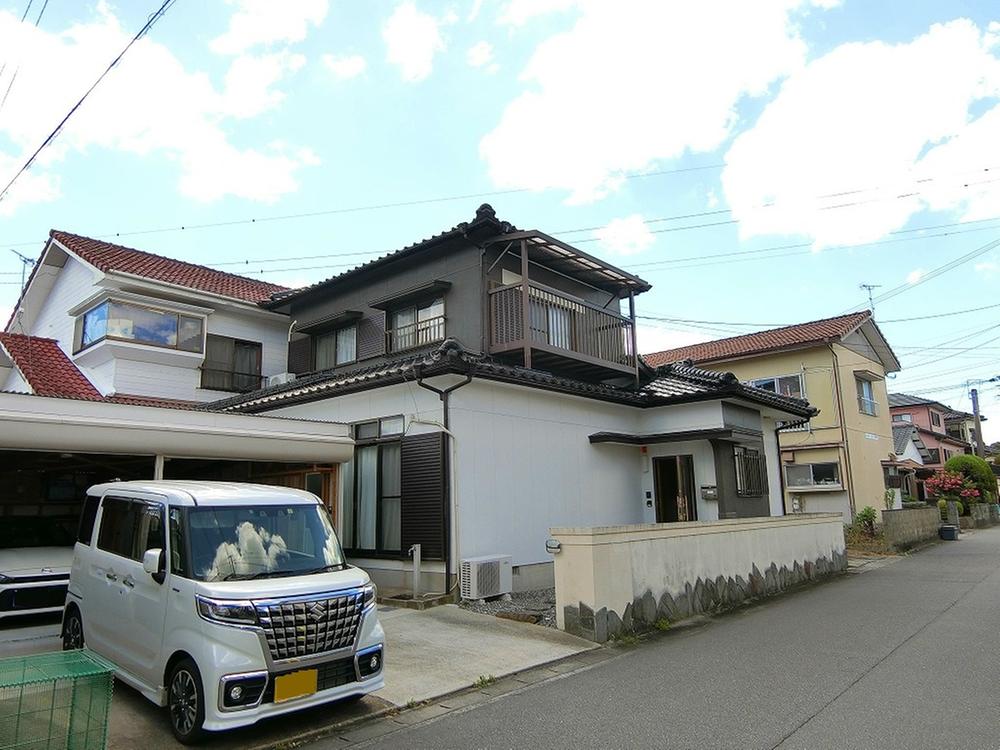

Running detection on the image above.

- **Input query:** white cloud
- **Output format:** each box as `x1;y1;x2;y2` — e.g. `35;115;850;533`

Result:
467;41;494;68
467;0;485;22
211;0;327;55
593;214;654;256
222;52;305;118
723;19;1000;249
906;268;926;284
383;2;445;82
498;0;577;26
636;324;708;358
482;0;826;203
0;5;316;210
322;53;367;80
975;258;999;276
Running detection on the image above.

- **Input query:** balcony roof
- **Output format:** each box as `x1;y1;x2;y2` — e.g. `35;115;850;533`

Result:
485;230;652;297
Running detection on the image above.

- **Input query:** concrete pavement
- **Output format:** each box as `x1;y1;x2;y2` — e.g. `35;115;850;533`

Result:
327;529;1000;749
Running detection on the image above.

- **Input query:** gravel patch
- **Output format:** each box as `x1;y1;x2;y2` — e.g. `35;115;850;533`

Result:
459;587;557;628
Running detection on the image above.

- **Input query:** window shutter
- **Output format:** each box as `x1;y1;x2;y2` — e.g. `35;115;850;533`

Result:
357;312;386;361
401;432;446;560
287;336;312;374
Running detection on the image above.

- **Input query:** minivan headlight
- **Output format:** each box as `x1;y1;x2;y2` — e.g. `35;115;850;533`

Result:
362;583;377;608
196;596;257;626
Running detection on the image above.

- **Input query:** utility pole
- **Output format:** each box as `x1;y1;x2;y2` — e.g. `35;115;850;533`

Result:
859;283;881;311
971;387;985;458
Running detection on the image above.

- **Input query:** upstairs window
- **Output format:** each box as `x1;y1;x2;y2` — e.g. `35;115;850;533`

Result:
892;413;912;423
314;325;357;370
856;377;878;416
749;374;803;399
931;411;942;427
201;335;262;392
78;300;203;353
390;297;444;352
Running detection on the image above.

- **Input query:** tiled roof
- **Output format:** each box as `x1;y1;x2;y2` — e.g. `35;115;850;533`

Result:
50;230;287;304
104;393;201;410
643;311;873;367
0;333;102;400
892;424;916;455
888;393;942;409
208;340;816;419
267;204;510;307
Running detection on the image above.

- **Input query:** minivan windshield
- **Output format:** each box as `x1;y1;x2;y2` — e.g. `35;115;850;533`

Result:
185;504;346;582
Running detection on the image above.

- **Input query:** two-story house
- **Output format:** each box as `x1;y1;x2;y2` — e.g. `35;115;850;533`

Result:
646;312;901;522
211;205;816;593
0;231;352;524
945;407;986;455
888;393;972;469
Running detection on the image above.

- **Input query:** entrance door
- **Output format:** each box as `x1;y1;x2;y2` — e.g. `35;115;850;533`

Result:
653;456;697;523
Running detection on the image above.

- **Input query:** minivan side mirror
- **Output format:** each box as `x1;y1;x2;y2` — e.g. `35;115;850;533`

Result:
143;548;165;584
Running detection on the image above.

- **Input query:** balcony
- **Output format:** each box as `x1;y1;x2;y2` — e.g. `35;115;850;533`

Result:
488;281;637;379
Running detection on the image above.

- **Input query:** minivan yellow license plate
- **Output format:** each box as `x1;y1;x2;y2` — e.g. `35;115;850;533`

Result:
273;669;318;703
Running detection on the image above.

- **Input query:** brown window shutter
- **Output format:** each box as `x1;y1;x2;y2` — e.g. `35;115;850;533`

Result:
357;312;386;361
287;336;313;375
401;432;446;560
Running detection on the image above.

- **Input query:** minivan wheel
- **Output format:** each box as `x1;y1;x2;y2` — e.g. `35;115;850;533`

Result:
62;609;84;651
168;658;206;745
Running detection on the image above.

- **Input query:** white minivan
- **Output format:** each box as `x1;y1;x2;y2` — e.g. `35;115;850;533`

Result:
63;481;385;744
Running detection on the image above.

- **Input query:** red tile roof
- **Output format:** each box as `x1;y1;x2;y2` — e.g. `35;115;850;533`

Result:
104;393;200;410
0;333;102;400
50;230;287;304
643;311;872;367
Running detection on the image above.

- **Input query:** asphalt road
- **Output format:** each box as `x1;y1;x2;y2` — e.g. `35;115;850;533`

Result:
337;527;1000;750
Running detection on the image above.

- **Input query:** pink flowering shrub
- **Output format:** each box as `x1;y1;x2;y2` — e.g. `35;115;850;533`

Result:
925;469;981;515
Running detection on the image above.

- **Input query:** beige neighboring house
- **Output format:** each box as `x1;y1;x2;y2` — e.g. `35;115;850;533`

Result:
645;312;901;522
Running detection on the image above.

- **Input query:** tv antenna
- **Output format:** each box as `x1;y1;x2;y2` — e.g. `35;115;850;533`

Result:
9;249;34;289
859;283;881;311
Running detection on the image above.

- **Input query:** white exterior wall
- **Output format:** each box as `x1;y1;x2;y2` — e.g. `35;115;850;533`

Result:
2;368;30;393
762;417;784;517
450;380;643;568
16;257;97;349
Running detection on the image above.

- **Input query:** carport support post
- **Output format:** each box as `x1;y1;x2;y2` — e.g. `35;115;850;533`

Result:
153;455;165;480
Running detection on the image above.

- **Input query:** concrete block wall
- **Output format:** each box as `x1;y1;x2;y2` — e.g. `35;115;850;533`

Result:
551;514;846;643
881;507;940;549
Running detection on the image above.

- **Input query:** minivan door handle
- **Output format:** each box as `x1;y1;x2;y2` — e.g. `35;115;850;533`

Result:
122;575;135;589
105;572;118;582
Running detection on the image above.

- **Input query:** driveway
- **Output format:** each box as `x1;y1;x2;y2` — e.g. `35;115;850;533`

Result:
321;528;1000;749
1;603;593;749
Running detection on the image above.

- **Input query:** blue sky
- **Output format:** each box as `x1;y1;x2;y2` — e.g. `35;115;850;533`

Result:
1;0;1000;435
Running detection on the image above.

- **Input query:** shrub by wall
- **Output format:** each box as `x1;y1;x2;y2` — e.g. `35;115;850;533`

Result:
944;454;997;503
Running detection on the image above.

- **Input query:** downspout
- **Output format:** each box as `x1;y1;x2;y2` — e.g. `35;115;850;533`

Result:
829;344;857;517
415;372;473;597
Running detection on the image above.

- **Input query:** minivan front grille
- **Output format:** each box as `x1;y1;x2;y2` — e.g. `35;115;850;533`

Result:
254;592;365;661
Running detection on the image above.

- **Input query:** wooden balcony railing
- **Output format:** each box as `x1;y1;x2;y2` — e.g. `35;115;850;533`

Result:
387;315;446;353
489;282;636;370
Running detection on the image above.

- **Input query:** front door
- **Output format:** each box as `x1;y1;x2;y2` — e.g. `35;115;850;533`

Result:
653;456;697;523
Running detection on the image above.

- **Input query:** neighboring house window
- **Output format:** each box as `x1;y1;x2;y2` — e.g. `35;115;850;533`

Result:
390;297;444;352
78;300;203;353
341;416;405;555
785;462;841;489
734;446;766;497
927;448;941;463
314;325;357;370
750;374;803;399
931;411;941;427
892;413;912;422
856;377;878;416
201;335;262;392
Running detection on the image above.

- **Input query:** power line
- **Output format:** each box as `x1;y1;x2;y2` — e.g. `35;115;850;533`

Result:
0;0;52;116
0;0;179;205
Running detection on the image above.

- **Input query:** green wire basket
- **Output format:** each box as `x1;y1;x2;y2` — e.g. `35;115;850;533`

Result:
0;649;115;750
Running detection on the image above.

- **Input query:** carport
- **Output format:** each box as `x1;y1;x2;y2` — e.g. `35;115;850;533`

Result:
0;391;353;522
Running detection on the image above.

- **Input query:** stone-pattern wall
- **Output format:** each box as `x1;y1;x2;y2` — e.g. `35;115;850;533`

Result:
970;503;993;528
563;551;847;643
881;507;940;549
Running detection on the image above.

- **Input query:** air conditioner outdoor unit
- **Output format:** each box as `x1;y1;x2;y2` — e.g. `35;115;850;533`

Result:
460;555;512;600
267;372;296;387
